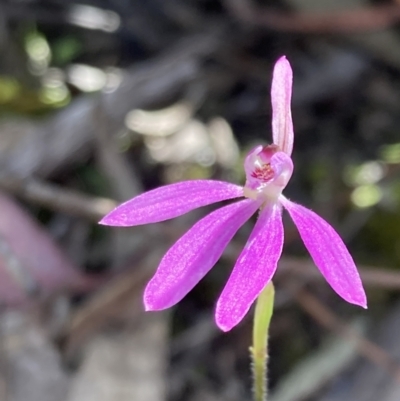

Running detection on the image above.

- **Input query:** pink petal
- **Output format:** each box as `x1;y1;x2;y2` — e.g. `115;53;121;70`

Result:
100;180;243;226
216;203;284;331
280;197;367;308
144;199;260;310
270;151;294;189
271;56;294;156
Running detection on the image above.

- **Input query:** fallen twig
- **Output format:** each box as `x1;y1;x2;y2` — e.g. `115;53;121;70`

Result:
293;287;400;382
279;257;400;290
223;0;400;34
0;173;116;222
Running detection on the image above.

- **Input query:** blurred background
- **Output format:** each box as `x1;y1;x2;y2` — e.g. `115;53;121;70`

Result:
1;0;400;400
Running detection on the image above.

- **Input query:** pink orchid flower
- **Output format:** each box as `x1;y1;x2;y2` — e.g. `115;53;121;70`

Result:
100;56;367;332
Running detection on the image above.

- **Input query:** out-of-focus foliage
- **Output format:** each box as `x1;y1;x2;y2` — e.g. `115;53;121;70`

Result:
2;1;400;401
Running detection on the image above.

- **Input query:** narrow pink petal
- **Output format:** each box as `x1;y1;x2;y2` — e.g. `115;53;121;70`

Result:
144;199;260;310
216;203;284;332
271;56;294;156
99;180;243;226
280;196;367;308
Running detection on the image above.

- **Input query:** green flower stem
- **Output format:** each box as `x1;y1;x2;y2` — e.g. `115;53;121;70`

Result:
250;282;275;401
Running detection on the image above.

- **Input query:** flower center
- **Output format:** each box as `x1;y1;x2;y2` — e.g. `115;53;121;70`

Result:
243;144;293;203
251;164;274;182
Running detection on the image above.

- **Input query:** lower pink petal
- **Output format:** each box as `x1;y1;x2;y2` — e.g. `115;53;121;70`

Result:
215;203;284;332
280;196;367;308
100;180;243;226
144;199;260;310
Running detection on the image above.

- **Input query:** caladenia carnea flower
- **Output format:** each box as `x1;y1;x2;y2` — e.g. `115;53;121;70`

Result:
100;56;367;332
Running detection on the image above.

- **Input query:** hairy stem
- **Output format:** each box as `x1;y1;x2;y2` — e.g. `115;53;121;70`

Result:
250;282;275;401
